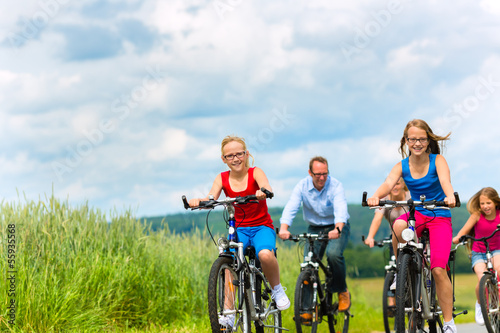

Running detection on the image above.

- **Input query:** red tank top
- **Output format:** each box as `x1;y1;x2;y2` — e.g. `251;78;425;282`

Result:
472;210;500;252
221;167;273;229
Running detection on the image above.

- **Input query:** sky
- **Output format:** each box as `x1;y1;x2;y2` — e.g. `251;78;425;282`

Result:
1;0;500;218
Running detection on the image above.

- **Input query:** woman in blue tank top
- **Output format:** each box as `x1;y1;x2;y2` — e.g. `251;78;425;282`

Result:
366;119;458;332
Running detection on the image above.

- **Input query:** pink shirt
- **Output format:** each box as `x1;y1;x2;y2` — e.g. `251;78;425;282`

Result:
472;209;500;253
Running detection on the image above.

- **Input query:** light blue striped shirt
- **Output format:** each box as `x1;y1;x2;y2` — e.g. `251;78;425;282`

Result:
280;176;350;227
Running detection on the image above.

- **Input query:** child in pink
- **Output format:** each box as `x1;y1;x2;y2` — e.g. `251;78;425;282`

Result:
453;187;500;326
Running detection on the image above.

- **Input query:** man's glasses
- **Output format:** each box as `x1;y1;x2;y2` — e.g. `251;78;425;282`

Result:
407;137;429;144
311;171;329;178
223;151;246;160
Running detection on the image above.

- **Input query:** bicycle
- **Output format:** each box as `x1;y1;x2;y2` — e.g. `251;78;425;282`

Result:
459;224;500;333
362;192;467;333
182;189;286;333
362;235;396;333
284;232;351;333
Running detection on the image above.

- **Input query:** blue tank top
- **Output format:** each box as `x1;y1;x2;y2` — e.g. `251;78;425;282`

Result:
401;154;451;217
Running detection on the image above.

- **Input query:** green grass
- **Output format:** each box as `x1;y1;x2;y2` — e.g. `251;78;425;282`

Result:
0;196;478;332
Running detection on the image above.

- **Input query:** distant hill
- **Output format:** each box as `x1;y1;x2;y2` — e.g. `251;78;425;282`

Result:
140;204;471;245
139;204;473;277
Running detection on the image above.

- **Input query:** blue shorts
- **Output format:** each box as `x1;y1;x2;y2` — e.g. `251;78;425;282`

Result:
237;225;276;255
471;250;500;269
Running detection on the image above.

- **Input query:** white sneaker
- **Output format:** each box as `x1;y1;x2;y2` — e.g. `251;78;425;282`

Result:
443;321;457;333
272;284;290;310
476;301;485;326
219;314;235;328
390;273;397;290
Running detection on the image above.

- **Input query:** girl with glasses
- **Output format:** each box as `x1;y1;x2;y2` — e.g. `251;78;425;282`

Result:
366;119;458;333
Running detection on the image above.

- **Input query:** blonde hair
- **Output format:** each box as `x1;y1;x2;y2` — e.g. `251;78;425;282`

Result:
463;187;500;253
467;187;500;215
399;119;451;158
220;135;254;167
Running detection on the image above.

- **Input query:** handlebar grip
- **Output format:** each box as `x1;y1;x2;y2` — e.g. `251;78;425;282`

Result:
459;235;467;243
454;192;461;207
198;200;210;207
362;191;368;207
182;195;190;210
361;235;365;242
261;187;274;199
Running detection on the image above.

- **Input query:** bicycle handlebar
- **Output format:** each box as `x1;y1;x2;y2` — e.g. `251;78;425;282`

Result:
286;232;330;242
361;235;392;248
361;191;461;208
459;224;500;244
182;187;274;210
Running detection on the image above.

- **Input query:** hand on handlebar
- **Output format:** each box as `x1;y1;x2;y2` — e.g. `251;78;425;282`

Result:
255;189;268;200
452;235;462;244
278;229;291;240
188;198;202;208
364;236;375;248
328;227;342;240
444;195;456;208
367;196;380;207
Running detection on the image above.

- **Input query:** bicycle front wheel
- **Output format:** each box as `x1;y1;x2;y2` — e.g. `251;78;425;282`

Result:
396;253;419;333
479;273;500;333
382;271;396;333
294;269;319;333
254;272;282;333
208;256;249;333
329;293;350;333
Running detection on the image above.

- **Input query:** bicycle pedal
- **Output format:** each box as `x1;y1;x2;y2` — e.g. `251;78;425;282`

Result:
298;313;313;326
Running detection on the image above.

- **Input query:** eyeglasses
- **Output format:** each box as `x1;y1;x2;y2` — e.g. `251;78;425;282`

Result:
223;151;246;160
311;171;329;178
406;137;429;144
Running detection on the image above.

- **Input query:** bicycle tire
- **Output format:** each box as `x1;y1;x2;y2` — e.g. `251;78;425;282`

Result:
382;271;396;333
208;256;250;332
294;269;319;333
396;253;419;333
427;273;441;333
479;273;500;333
329;293;350;333
254;272;282;333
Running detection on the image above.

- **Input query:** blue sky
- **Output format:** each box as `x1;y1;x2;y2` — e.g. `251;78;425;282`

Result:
1;0;500;217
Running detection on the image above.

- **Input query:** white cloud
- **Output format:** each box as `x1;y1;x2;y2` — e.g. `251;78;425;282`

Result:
1;0;500;215
146;128;189;161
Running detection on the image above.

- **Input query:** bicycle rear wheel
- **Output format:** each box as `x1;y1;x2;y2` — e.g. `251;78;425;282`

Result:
208;256;249;332
382;271;396;333
396;253;419;333
329;293;350;333
479;273;500;333
294;269;319;333
254;272;282;333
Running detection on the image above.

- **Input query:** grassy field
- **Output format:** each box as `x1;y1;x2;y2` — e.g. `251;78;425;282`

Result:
0;197;478;332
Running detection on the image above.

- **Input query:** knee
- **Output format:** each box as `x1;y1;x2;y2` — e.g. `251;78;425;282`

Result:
258;249;274;262
432;267;448;280
326;250;343;263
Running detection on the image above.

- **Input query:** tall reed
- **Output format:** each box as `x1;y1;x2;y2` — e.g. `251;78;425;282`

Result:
0;196;212;332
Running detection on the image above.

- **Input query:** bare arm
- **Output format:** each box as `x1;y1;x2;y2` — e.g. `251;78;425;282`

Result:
435;155;456;208
188;174;223;207
253;167;273;199
367;162;403;206
365;211;384;248
452;213;480;244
